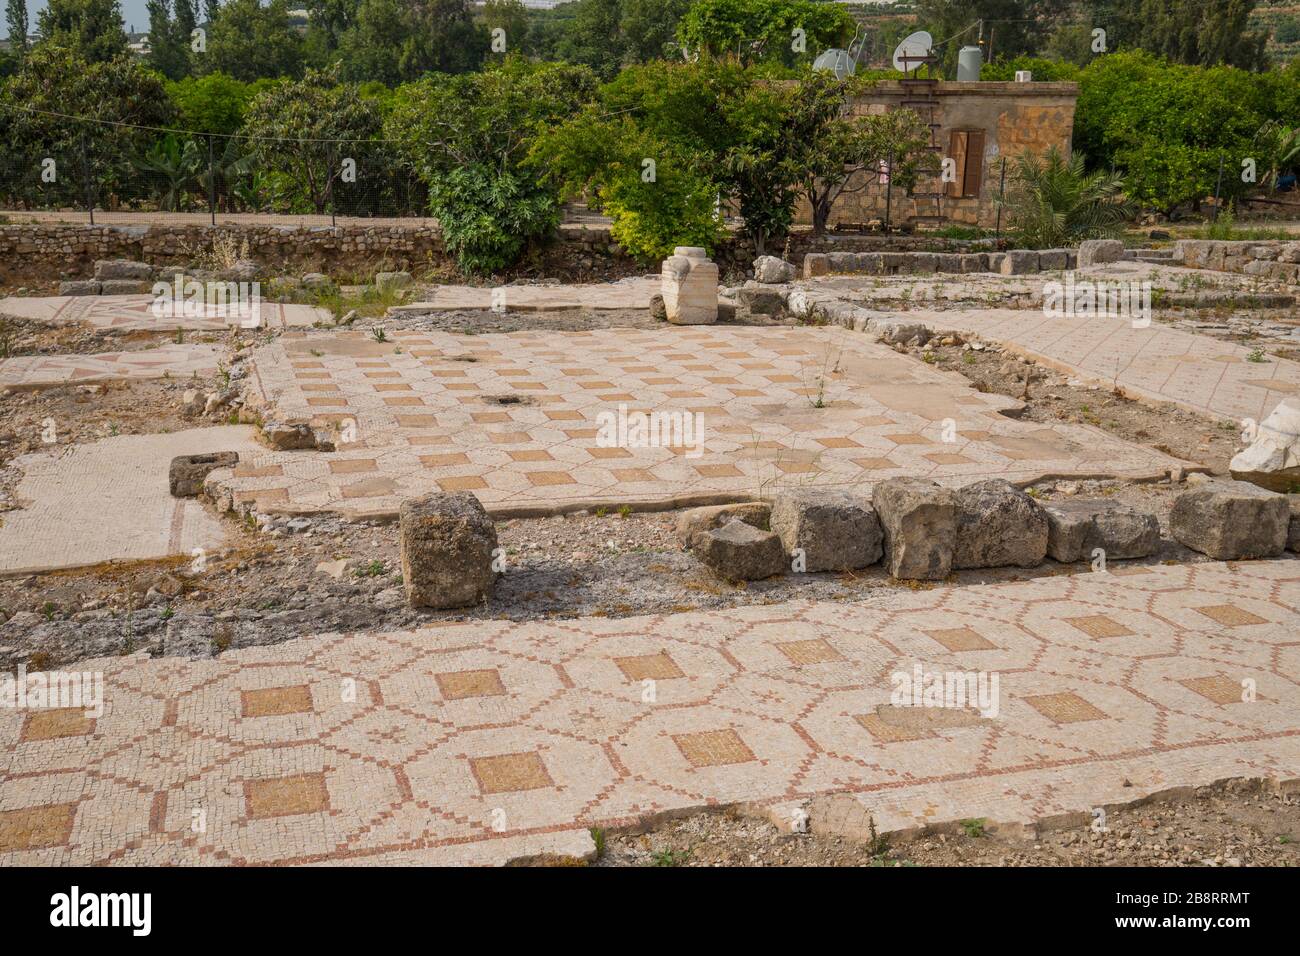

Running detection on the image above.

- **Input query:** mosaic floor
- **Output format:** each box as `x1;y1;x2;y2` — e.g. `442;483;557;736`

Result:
396;277;658;313
0;426;262;574
1;559;1296;865
0;344;223;389
860;304;1300;424
0;295;329;331
215;326;1187;518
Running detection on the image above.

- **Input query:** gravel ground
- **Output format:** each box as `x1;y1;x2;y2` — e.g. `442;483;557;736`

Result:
595;778;1300;867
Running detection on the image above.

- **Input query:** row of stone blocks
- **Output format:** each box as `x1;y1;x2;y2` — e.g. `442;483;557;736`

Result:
681;477;1298;583
1172;239;1300;284
803;248;1076;280
390;477;1297;606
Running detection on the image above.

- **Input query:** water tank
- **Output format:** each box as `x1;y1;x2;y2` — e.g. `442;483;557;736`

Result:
957;45;983;81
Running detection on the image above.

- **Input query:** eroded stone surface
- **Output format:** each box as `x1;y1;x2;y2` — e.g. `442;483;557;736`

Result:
769;490;882;572
1043;498;1161;563
691;518;786;580
872;477;956;580
399;492;499;608
1170;480;1289;560
952;479;1048;569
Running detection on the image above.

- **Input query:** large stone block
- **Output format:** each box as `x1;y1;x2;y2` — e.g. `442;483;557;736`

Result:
959;253;989;273
1288;496;1300;553
1038;249;1069;271
674;502;771;548
94;259;154;281
374;271;412;293
58;280;101;296
1077;239;1124;267
803;253;829;278
661;246;718;325
769;490;883;572
169;452;239;497
738;284;786;315
1230;398;1300;493
100;279;151;295
691;518;786;581
399;492;499;608
1170;480;1289;559
1000;250;1040;276
872;478;956;580
953;479;1048;569
1042;498;1161;563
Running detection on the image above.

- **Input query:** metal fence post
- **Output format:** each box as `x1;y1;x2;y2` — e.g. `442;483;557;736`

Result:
1213;153;1225;222
208;135;217;226
884;149;893;233
79;130;93;226
995;158;1007;240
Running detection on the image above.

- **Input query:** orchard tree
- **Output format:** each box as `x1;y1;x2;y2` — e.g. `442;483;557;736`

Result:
676;0;855;65
337;0;487;83
167;72;267;135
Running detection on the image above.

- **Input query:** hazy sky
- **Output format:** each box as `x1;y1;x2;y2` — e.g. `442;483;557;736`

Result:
4;1;180;39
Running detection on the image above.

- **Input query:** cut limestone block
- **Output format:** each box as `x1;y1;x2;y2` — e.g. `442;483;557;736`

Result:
1000;250;1040;276
769;490;882;572
100;279;151;295
58;280;101;296
1170;479;1289;559
169;452;240;498
953;479;1048;569
374;271;413;293
804;253;829;278
661;246;718;325
399;492;499;608
94;259;154;281
1038;249;1069;271
1229;398;1300;493
691;518;786;581
674;502;771;548
872;477;956;580
1042;498;1160;563
1077;239;1124;268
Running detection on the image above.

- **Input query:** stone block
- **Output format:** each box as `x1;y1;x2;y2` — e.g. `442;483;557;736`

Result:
1038;248;1069;271
803;253;829;278
1170;480;1289;559
675;502;771;548
399;492;499;608
769;490;883;572
169;452;239;497
952;479;1048;569
58;280;101;296
753;256;797;284
662;246;718;325
94;259;154;281
872;477;956;580
1077;239;1124;267
691;518;786;581
1042;499;1161;563
375;271;412;293
1000;250;1040;275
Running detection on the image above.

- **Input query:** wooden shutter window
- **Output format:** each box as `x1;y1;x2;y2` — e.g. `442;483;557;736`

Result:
947;130;968;199
962;130;985;198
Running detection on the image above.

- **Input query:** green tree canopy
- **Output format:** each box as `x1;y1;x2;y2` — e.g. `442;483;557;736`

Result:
676;0;856;66
35;0;128;63
203;0;304;81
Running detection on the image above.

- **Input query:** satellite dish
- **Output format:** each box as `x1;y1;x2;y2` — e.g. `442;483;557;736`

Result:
891;30;933;73
813;49;856;80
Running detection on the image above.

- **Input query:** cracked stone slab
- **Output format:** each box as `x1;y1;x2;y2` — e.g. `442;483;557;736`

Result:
0;344;223;389
0;294;330;331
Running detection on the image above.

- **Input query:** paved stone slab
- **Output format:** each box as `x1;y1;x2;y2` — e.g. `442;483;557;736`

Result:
0;295;329;331
0;426;261;574
0;344;223;389
891;307;1300;424
217;326;1186;518
0;559;1295;864
396;277;659;313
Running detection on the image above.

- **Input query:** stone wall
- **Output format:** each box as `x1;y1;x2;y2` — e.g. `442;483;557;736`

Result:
0;222;641;285
1172;239;1300;284
796;80;1079;231
0;221;1005;285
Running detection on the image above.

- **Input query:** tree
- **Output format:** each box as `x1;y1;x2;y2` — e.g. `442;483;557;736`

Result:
676;0;856;66
203;0;304;81
6;0;28;55
167;72;265;135
0;44;173;208
917;1;1070;72
386;58;597;272
483;0;529;56
147;0;189;80
1002;146;1132;247
1083;0;1268;70
336;0;487;83
35;0;128;63
241;66;382;212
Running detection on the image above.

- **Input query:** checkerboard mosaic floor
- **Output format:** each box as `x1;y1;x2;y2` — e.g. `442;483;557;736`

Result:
0;295;329;331
0;344;222;389
2;559;1296;865
216;326;1185;517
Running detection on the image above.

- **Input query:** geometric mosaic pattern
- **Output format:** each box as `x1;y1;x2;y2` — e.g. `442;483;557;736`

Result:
0;294;328;331
2;558;1296;865
213;326;1186;517
876;302;1300;424
0;344;223;389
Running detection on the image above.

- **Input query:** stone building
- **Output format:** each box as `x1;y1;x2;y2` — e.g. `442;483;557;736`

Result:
798;79;1079;232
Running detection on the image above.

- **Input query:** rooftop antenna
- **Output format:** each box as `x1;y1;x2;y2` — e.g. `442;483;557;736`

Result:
891;30;934;76
812;24;866;80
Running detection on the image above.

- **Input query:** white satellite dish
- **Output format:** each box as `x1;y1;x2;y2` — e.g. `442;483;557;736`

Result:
813;49;856;80
891;30;933;73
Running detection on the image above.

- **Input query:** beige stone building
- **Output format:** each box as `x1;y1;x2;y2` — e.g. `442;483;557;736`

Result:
799;79;1079;231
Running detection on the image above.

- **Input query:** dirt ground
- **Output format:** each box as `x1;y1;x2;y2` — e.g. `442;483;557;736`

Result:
594;778;1300;867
